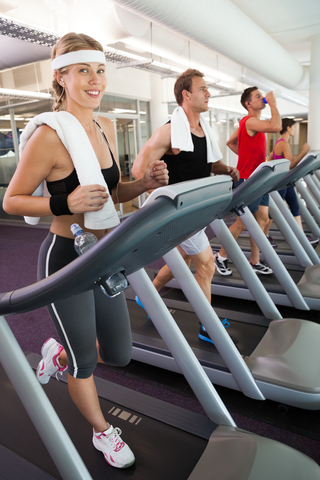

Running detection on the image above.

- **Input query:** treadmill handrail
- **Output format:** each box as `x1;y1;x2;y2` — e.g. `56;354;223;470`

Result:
270;153;320;192
0;176;233;316
223;159;290;216
143;175;231;204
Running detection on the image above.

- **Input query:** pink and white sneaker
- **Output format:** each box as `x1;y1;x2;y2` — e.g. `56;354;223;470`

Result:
36;338;67;384
93;425;135;469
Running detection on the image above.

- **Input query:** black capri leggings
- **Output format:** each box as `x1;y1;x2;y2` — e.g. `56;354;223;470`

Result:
269;186;300;220
37;231;132;379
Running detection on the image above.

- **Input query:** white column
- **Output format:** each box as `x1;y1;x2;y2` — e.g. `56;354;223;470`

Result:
149;73;169;133
308;33;320;150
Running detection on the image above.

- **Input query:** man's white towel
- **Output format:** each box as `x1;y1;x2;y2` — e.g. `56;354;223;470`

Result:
20;111;120;230
170;106;222;163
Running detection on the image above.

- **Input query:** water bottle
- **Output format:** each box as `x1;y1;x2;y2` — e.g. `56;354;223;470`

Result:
70;223;129;296
263;88;281;104
71;223;98;255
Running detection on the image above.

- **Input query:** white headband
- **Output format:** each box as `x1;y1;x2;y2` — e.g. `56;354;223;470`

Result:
51;50;106;73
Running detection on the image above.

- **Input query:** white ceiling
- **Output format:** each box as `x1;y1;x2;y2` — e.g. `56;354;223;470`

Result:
231;0;320;65
0;0;319;104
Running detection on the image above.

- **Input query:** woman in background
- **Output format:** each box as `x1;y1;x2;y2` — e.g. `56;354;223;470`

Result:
265;118;316;245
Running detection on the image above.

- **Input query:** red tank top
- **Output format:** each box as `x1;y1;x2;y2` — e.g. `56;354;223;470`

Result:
237;115;266;179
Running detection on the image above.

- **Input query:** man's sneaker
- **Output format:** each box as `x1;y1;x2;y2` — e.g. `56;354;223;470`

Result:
198;319;230;345
266;235;278;248
251;261;273;275
135;295;150;320
214;254;232;276
93;426;135;469
36;338;67;384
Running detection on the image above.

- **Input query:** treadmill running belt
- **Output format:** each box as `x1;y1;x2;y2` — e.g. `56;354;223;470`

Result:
0;362;207;480
128;294;267;359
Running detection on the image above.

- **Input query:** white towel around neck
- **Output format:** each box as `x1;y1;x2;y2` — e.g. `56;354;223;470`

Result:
170;106;222;163
20;111;120;230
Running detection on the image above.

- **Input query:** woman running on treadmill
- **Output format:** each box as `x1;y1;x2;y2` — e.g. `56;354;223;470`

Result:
3;32;168;470
265;117;315;244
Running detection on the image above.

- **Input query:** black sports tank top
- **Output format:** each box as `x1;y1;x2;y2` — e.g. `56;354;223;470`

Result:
46;121;120;196
161;130;210;185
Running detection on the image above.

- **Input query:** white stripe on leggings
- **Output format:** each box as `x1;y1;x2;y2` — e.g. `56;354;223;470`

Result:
45;233;78;378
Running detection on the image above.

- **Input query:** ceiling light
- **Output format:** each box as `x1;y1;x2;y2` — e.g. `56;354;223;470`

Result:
113;108;137;114
104;46;146;63
0;88;52;100
216;81;232;89
170;66;184;74
293;118;303;121
0;114;25;120
204;76;217;83
152;60;171;69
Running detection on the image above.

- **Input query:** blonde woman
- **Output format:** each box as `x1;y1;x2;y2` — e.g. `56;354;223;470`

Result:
4;32;168;469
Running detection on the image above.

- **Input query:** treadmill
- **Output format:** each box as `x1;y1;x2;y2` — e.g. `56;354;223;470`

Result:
129;160;320;410
3;176;319;479
168;155;320;310
210;154;320;269
296;162;320;230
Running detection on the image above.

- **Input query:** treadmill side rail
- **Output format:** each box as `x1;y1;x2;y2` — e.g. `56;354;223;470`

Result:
210;218;282;321
269;192;319;266
304;173;320;204
162;247;265;401
240;207;310;311
128;268;237;428
296;179;320;224
297;195;320;238
0;316;93;480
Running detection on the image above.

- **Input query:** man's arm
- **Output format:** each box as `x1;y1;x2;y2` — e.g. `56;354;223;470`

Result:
246;91;281;134
211;160;239;181
226;128;239;154
132;123;172;179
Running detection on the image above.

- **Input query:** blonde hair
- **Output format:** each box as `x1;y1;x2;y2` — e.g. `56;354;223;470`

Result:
51;32;104;112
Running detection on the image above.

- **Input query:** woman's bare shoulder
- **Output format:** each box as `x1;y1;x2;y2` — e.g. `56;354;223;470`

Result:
96;115;113;132
26;124;64;149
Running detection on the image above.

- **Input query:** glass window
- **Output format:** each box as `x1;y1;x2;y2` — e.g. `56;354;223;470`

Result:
116;118;137;178
99;94;137;115
139;100;151;148
0;97;53;222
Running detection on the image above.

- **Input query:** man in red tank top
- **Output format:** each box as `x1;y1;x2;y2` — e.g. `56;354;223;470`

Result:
214;87;281;275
